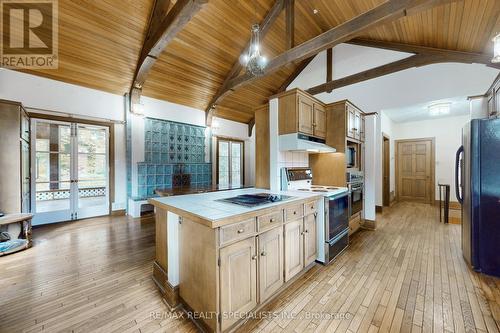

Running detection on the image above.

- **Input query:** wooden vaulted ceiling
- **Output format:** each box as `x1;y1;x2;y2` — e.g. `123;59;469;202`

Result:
23;0;500;124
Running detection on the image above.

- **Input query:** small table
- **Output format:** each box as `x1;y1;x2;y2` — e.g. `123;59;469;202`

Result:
0;213;33;254
438;184;450;224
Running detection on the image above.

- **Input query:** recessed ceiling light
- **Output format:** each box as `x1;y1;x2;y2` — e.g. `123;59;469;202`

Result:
428;103;451;116
313;9;319;14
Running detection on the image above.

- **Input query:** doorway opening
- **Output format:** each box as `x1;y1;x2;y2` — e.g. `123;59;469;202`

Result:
31;118;110;225
382;134;390;206
395;137;435;204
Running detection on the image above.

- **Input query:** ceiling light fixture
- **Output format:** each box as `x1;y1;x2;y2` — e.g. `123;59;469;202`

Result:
240;1;267;76
492;33;500;63
240;23;267;76
428;102;451;116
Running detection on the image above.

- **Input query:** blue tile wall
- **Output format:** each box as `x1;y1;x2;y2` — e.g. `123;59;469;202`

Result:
136;118;211;198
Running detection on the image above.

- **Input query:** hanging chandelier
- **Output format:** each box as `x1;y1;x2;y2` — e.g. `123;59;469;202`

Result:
492;33;500;63
241;23;267;76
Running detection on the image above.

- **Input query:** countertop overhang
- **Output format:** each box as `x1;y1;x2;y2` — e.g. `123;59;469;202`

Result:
148;188;322;228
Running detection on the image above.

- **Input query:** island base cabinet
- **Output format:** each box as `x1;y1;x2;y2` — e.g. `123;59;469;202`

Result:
220;237;257;332
284;219;304;282
304;214;318;266
258;226;284;303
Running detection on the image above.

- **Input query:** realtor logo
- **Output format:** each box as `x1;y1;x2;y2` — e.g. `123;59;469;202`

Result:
1;0;58;68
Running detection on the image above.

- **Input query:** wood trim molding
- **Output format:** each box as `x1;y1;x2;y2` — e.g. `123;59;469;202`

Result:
376;205;383;213
152;261;181;309
362;218;376;230
285;0;295;50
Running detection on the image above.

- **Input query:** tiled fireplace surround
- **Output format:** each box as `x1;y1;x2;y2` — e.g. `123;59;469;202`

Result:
136;118;211;198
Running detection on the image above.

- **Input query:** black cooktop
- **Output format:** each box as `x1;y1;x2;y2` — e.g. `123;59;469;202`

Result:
218;193;293;207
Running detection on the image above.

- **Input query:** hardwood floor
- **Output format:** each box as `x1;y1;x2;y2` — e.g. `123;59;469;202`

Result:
1;203;499;333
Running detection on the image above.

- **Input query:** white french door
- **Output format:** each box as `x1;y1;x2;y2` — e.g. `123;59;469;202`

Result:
31;119;110;225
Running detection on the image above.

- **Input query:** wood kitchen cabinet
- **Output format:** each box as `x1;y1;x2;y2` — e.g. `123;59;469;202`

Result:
176;197;321;333
325;99;366;152
220;237;258;331
284;203;318;282
304;213;318;266
258;226;284;302
284;218;304;282
278;88;327;140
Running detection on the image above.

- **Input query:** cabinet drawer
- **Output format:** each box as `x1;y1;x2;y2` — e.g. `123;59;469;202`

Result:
257;211;283;231
220;218;256;246
304;200;318;216
284;203;303;220
349;214;361;235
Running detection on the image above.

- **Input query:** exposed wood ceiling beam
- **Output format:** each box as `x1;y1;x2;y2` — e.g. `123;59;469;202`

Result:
214;0;445;110
130;0;206;99
326;48;333;92
285;0;295;50
277;56;315;93
307;39;500;95
206;0;285;125
306;54;439;95
347;38;499;68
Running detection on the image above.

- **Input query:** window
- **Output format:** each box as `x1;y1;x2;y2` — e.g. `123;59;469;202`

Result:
217;138;244;187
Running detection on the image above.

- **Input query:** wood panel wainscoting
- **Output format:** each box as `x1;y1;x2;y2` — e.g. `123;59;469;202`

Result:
395;138;435;205
1;204;498;332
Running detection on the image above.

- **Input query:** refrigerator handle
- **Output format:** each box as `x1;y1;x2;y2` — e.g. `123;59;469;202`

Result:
455;145;464;205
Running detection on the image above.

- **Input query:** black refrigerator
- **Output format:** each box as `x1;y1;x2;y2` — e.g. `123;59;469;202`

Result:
455;118;500;278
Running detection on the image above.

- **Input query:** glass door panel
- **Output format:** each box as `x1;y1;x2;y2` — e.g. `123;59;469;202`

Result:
31;120;110;225
76;125;109;219
217;139;243;187
230;142;242;187
32;120;72;224
218;141;230;187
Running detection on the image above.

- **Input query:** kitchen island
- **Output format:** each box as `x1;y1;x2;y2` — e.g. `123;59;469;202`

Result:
149;188;321;333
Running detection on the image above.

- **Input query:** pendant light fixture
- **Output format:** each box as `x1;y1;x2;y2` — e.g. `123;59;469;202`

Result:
492;33;500;63
240;1;267;76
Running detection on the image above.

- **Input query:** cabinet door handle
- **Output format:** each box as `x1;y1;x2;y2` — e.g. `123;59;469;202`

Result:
261;251;266;256
252;255;257;260
293;211;296;215
310;205;314;210
237;229;244;234
270;218;275;223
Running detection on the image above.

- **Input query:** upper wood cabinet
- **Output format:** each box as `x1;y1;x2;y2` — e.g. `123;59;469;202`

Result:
298;94;314;135
326;100;366;151
278;89;327;140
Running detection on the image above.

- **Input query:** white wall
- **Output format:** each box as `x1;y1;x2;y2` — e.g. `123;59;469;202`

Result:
364;115;378;221
0;69;127;210
380;113;396;198
289;44;498;114
382;114;470;202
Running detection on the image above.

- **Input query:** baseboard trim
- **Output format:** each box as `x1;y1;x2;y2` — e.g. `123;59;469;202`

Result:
436;200;461;210
111;209;126;216
362;219;376;230
376;205;383;213
152;261;180;310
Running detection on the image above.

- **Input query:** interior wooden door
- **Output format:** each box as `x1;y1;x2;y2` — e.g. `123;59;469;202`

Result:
396;139;433;204
298;95;313;135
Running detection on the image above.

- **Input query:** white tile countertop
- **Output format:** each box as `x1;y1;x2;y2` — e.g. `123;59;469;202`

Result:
149;187;321;227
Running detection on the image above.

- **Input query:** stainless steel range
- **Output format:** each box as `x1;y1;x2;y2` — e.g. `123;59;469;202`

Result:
281;167;350;264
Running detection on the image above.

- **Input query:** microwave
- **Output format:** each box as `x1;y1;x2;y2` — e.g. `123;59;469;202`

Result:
346;146;356;168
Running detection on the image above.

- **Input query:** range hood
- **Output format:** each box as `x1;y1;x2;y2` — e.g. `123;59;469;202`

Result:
279;133;336;153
